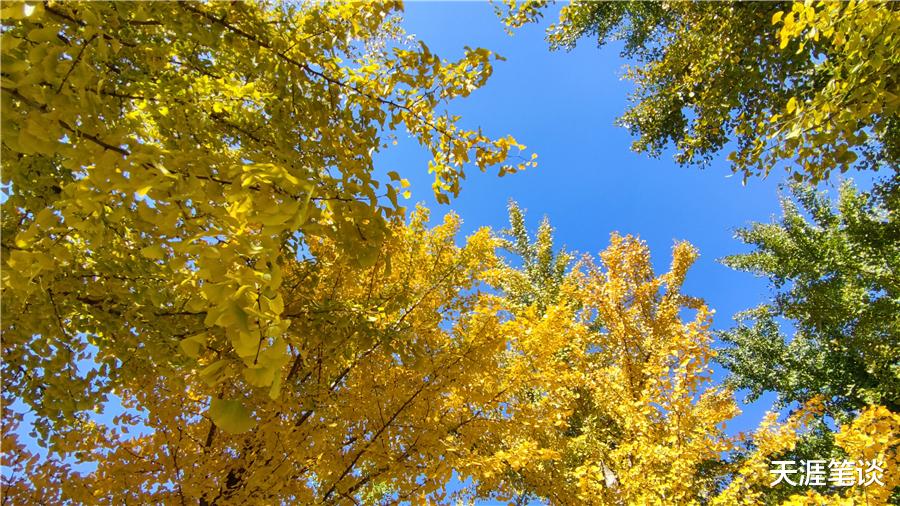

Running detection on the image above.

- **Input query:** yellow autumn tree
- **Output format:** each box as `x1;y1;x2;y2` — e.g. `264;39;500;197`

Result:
712;400;826;506
2;209;517;503
3;192;895;503
713;403;899;506
453;233;737;504
4;2;897;504
2;0;531;451
0;212;740;504
467;212;899;505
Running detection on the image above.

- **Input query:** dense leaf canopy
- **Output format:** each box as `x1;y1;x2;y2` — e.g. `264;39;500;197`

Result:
720;180;899;417
2;1;898;504
500;0;900;183
1;0;531;445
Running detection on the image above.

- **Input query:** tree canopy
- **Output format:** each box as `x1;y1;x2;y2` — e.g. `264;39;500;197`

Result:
496;2;900;500
720;179;899;417
5;204;896;504
1;0;532;447
716;179;900;504
2;0;898;504
500;0;900;183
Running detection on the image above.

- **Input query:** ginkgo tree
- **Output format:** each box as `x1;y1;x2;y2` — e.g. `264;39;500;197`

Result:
3;1;898;504
469;230;740;504
499;0;899;183
473;211;898;505
3;209;515;504
3;198;897;503
1;0;533;451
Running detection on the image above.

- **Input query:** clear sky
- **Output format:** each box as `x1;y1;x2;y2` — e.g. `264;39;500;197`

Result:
381;1;875;437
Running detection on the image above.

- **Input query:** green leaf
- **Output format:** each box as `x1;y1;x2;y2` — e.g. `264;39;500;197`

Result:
179;334;206;359
242;365;275;387
837;150;858;164
209;398;256;434
199;359;229;386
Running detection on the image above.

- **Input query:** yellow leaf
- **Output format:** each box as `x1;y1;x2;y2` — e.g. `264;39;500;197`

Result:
268;370;283;400
233;331;260;359
27;26;59;43
198;359;229;386
140;244;166;260
786;97;798;113
136;184;153;198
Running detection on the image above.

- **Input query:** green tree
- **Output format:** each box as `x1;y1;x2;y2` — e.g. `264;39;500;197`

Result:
500;0;900;183
717;179;900;505
719;179;900;418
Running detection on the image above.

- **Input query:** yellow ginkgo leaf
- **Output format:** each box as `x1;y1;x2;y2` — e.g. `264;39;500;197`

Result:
140;244;165;260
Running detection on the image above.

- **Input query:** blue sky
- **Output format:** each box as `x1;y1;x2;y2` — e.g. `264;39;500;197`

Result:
382;1;875;437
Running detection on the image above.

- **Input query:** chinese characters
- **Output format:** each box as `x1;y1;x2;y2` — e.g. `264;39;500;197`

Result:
769;459;885;487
